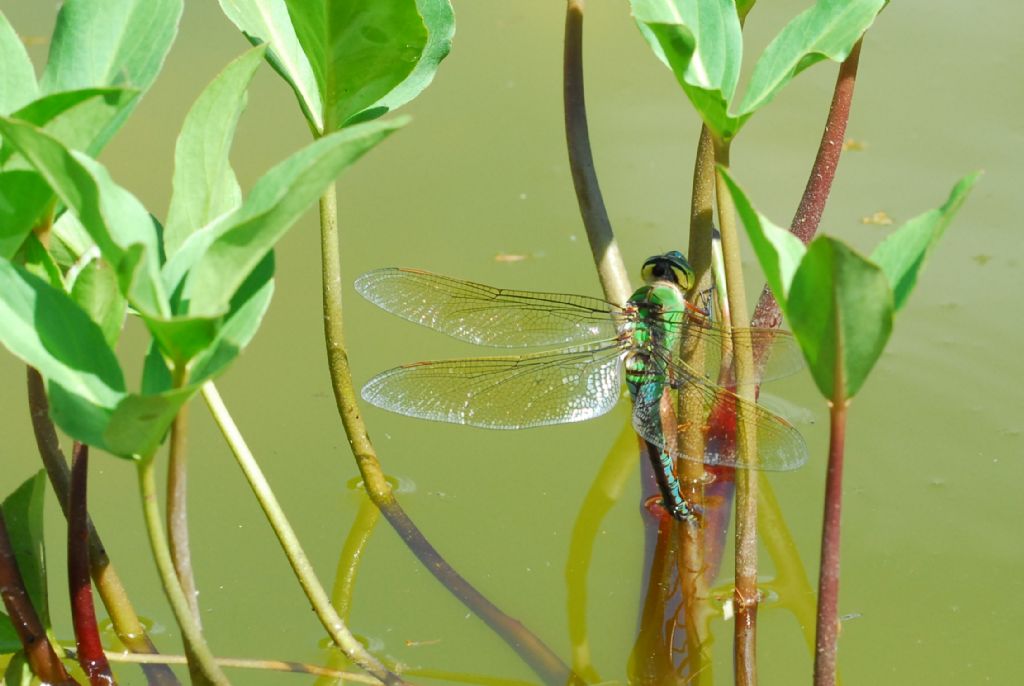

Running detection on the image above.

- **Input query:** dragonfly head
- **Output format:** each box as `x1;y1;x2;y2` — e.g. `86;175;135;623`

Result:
641;251;694;288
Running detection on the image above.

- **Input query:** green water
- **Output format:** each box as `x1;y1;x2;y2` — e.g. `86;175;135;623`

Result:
0;1;1020;684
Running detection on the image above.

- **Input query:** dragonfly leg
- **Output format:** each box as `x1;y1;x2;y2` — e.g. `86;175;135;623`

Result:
650;446;698;521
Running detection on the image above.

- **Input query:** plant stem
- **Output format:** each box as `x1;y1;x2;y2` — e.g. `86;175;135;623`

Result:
563;0;631;305
0;509;77;684
318;182;583;686
167;373;200;623
813;397;848;686
137;453;229;686
751;39;863;331
68;443;116;685
200;382;403;686
712;139;760;686
26;367;180;685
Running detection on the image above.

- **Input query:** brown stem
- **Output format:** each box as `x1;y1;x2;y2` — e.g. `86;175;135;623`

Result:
68;443;116;685
26;367;180;685
813;399;848;686
751;39;863;330
168;396;201;623
0;509;77;684
564;0;631;305
319;184;583;686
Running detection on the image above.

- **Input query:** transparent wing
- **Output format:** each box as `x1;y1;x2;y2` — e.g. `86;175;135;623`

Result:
630;361;808;471
659;310;806;384
355;268;621;347
362;341;625;429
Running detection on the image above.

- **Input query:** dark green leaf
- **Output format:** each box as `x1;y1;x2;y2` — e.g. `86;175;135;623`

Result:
17;234;63;290
69;254;127;347
0;171;52;259
217;0;323;131
0;258;125;413
0;117;169;318
142;312;221;365
0;12;38;114
0;612;19;654
182;117;405;317
871;172;979;312
347;0;454;125
5;88;140;162
632;0;743;141
738;0;885;116
2;652;31;684
1;473;49;632
104;387;193;457
787;237;893;400
163;46;266;257
284;0;426;130
719;166;805;306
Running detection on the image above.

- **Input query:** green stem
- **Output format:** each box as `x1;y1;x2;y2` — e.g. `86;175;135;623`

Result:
712;139;760;686
563;0;631;305
137;454;229;686
167;370;200;622
318;182;582;686
200;382;404;686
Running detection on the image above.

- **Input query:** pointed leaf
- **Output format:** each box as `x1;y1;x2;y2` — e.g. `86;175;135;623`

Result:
0;12;38;114
0;171;52;259
1;473;49;631
719;166;805;307
68;254;127;348
217;0;323;131
284;0;426;130
164;46;266;256
871;172;979;312
632;0;743;141
738;0;885;115
183;117;405;317
787;237;892;400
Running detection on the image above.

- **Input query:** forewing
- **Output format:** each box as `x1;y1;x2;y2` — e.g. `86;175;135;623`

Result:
355;268;620;347
362;342;624;429
631;366;807;471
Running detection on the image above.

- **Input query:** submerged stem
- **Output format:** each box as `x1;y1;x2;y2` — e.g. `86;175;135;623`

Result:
712;139;760;686
137;454;229;686
318;182;582;686
200;382;402;686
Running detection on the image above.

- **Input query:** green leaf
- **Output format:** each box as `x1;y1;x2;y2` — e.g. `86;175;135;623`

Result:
1;473;49;632
787;237;893;400
738;0;885;116
17;234;63;290
346;0;454;125
871;172;979;312
284;0;426;131
0;117;169;318
190;252;275;383
2;652;31;684
217;0;324;132
0;12;39;114
0;612;19;654
5;88;140;161
104;387;193;457
0;171;52;259
632;0;743;141
163;46;266;257
182;117;405;317
49;210;94;267
69;254;127;347
718;166;805;305
142;313;221;365
141;340;173;395
41;0;182;94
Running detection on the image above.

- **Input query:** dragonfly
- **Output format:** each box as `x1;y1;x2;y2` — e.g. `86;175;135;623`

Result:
355;251;808;520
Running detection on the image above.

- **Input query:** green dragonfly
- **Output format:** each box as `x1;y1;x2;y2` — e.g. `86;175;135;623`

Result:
356;251;808;519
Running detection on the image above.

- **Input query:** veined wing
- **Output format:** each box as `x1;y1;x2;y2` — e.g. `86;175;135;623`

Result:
355;268;621;347
658;310;806;384
631;359;808;472
362;341;624;429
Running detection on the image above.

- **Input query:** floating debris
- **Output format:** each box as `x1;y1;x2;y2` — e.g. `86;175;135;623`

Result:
860;211;893;226
494;253;528;263
842;138;867;151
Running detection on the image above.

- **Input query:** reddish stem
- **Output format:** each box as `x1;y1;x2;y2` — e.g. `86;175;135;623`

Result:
813;400;848;686
0;510;77;684
751;39;863;330
68;442;116;685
